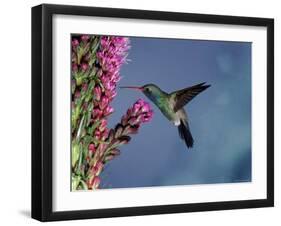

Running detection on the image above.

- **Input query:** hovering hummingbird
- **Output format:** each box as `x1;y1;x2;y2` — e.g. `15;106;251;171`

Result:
120;82;210;149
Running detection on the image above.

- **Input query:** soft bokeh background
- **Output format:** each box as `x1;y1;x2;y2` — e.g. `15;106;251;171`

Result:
100;36;251;189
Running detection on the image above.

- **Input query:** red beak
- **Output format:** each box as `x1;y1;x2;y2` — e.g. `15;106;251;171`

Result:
119;86;144;91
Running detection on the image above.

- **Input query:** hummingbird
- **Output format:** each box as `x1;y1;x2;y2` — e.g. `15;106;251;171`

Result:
120;82;210;149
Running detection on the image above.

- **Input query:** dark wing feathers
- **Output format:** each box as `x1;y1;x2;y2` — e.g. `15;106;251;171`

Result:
178;119;194;148
172;82;210;112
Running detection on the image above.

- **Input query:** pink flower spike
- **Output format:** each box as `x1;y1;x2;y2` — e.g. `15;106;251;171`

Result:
123;99;153;126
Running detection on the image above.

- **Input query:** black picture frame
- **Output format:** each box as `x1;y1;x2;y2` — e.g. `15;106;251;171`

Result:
32;3;274;222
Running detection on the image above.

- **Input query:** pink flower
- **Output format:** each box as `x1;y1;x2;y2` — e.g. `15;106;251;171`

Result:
81;63;88;72
100;37;109;48
97;36;130;83
94;129;101;140
93;86;102;101
132;103;141;115
124;99;153;126
72;39;79;48
74;91;81;99
110;149;121;156
88;143;96;153
72;63;78;72
111;73;121;83
101;128;109;140
99;96;109;110
91;161;103;176
100;75;110;88
82;83;88;92
141;103;150;112
89;176;101;189
99;119;107;131
105;89;117;99
104;105;114;116
141;111;153;123
92;108;103;119
81;35;90;42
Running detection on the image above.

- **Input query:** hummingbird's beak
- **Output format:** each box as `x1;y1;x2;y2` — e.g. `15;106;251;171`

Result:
119;86;144;91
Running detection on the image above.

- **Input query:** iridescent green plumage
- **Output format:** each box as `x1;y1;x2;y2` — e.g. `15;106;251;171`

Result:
120;82;210;149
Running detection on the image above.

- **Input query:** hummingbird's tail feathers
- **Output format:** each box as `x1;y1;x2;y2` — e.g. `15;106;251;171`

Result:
172;82;211;112
178;120;194;149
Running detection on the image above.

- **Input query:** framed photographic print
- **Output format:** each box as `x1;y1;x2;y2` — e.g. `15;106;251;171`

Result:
31;4;274;221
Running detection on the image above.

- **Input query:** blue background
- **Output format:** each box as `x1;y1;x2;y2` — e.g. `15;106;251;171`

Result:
100;37;252;189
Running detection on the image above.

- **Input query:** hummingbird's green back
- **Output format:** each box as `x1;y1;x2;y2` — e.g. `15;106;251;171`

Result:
142;84;176;121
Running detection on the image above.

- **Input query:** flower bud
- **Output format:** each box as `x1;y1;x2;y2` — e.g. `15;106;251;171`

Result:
93;86;102;101
82;83;88;92
88;143;96;153
72;63;78;72
91;161;103;176
99;119;107;132
104;105;114;116
81;35;90;42
110;149;121;156
94;129;101;140
99;96;109;110
89;176;100;189
101;128;109;140
72;39;79;48
92;108;103;119
81;63;88;72
114;124;124;138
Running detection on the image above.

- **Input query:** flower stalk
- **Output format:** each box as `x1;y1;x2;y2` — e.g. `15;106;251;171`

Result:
71;35;153;190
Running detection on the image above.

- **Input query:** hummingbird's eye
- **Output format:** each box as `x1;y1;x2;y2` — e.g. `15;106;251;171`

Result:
145;87;150;92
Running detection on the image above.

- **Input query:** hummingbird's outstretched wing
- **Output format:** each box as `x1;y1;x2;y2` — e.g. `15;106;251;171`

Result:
171;82;211;112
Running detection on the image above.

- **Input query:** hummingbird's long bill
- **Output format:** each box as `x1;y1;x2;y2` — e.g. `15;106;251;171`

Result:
119;86;144;91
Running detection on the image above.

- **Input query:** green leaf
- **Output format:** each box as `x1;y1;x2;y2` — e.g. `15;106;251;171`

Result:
85;103;93;126
76;76;83;86
89;67;97;79
83;135;95;146
80;180;88;190
91;40;100;53
76;115;85;140
72;142;80;168
72;175;81;191
87;120;100;135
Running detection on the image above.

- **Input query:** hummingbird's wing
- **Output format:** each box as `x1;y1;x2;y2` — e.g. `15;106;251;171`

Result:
171;82;210;112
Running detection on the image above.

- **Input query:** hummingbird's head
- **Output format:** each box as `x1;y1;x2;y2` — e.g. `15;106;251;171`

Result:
120;84;163;103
